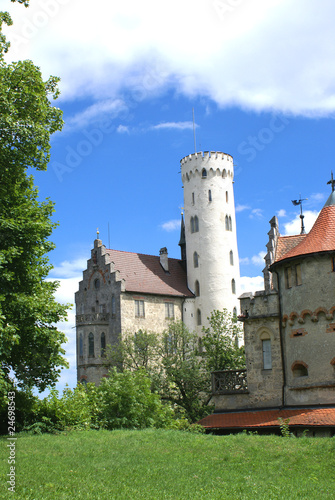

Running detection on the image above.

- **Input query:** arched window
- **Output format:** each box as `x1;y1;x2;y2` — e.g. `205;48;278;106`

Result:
222;169;227;178
101;332;106;357
79;333;83;357
225;215;229;230
194;215;199;232
292;361;308;378
231;279;236;294
88;332;94;357
193;251;199;268
202;168;207;178
226;191;228;203
190;217;195;233
230;250;234;266
80;378;87;386
197;309;202;325
195;280;200;297
229;216;232;231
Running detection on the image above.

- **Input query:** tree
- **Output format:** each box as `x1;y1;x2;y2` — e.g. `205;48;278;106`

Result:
159;322;212;422
201;309;245;373
0;1;69;397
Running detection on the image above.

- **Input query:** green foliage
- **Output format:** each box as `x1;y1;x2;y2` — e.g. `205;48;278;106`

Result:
0;0;69;395
278;417;291;438
97;368;174;430
201;309;246;372
159;321;213;422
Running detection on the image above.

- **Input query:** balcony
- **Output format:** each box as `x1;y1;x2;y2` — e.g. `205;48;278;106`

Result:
211;369;248;395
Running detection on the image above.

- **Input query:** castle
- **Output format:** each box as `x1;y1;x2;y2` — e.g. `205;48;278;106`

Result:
200;180;335;435
76;151;240;384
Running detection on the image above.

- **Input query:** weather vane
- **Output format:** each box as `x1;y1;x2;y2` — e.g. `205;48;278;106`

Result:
291;195;308;235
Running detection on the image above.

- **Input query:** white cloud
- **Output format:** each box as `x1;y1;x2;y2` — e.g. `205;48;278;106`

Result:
5;0;335;117
117;124;130;134
50;258;87;280
277;209;286;217
251;251;266;266
283;210;319;235
239;257;250;265
239;275;264;294
236;204;250;213
160;219;181;232
249;208;263;219
150;121;196;131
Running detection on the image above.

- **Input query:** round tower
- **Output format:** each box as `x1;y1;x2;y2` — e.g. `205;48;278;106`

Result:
180;151;240;332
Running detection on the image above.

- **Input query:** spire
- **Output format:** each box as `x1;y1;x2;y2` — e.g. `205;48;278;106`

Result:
291;195;307;235
325;172;335;207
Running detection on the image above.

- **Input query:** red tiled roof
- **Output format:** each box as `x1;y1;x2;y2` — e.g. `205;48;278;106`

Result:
198;407;335;429
275;234;306;261
275;205;335;264
106;249;193;297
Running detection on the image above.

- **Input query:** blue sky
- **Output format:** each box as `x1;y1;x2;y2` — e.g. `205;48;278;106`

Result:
4;0;335;393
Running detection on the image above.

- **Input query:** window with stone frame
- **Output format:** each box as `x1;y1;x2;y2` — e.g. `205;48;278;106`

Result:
165;302;175;319
135;299;145;318
260;331;272;370
101;332;106;357
88;332;94;357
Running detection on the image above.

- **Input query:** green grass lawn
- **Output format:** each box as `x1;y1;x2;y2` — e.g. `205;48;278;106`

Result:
1;429;334;499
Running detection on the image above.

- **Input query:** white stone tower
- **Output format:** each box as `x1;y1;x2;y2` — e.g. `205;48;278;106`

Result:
180;151;240;333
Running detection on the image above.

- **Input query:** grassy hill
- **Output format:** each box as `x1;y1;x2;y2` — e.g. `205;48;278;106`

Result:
1;429;334;499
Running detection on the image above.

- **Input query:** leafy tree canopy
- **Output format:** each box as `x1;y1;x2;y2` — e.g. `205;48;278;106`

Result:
0;0;69;398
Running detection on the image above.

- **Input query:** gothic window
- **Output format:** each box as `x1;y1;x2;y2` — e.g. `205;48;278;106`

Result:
229;216;232;231
222;169;227;178
226;191;228;203
135;300;145;318
194;215;199;232
202;168;207;178
79;333;83;357
195;280;200;297
190;217;195;233
101;332;106;357
88;332;94;357
262;339;272;370
292;361;308;378
193;252;199;268
197;308;202;325
165;303;175;319
231;279;236;294
229;250;234;265
225;215;229;230
208;190;212;202
94;278;100;289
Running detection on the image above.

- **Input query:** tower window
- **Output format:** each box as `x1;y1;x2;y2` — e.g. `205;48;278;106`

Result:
222;169;227;178
225;215;229;231
101;332;106;357
135;300;145;318
231;278;236;294
191;217;194;233
197;309;202;325
229;250;234;266
195;280;200;297
229;216;232;231
165;303;175;319
226;191;228;203
94;278;100;290
202;168;207;178
111;295;116;317
88;332;94;357
262;339;272;370
192;192;195;205
208;190;212;202
193;251;199;268
191;215;199;232
295;264;302;285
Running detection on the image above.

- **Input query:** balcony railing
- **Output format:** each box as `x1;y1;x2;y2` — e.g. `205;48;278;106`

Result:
211;369;248;395
76;313;110;324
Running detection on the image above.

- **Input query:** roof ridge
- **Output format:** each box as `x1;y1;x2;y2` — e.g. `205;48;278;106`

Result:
106;248;182;262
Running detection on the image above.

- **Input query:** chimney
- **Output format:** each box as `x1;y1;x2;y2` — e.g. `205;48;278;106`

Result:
159;247;169;272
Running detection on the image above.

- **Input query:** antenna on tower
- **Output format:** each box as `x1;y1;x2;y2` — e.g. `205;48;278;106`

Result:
108;222;110;249
192;108;197;154
292;194;308;235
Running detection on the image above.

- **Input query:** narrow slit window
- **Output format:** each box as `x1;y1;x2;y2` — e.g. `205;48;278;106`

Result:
262;339;272;370
88;332;94;357
208;190;212;202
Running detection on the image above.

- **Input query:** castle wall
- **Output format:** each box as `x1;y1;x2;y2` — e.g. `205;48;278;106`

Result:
276;253;335;406
181;151;240;334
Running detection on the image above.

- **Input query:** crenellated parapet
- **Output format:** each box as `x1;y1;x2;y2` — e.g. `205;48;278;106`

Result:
181;151;234;182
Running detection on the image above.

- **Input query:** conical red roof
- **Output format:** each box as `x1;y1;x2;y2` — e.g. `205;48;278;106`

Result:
275;192;335;263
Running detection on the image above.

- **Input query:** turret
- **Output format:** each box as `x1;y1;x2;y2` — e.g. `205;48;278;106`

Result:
180;151;240;332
